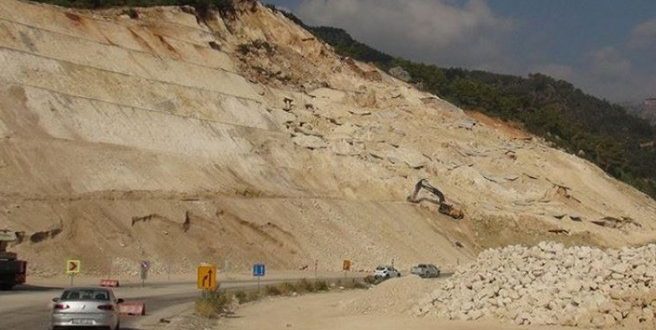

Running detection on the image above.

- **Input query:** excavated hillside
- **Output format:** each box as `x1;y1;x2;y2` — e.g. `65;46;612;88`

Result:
1;0;655;277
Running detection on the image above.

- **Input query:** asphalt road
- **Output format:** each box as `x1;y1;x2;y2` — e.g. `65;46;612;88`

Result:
0;277;354;330
0;273;450;330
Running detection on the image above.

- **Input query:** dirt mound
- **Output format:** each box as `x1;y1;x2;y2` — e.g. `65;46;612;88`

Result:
340;276;433;314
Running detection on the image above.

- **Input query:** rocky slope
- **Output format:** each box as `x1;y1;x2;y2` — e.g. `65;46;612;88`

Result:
0;0;655;277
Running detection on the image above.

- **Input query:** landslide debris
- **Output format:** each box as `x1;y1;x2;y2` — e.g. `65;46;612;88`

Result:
414;242;656;329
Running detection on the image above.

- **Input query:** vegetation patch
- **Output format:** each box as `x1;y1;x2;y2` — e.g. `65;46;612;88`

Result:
195;290;236;319
121;7;139;18
237;40;275;56
32;0;235;20
196;278;368;319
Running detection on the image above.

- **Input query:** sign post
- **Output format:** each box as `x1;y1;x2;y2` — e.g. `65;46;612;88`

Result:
197;264;218;291
252;263;265;291
140;260;150;287
342;259;351;281
66;260;81;286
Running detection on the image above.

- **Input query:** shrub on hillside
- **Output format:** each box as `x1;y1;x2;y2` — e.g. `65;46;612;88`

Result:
315;280;329;291
265;284;282;296
121;7;139;18
33;0;235;18
298;278;316;293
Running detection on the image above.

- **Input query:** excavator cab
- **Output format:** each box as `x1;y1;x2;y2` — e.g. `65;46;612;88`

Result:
0;229;17;256
0;229;26;290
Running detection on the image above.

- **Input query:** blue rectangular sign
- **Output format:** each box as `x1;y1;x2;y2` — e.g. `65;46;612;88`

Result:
253;263;265;277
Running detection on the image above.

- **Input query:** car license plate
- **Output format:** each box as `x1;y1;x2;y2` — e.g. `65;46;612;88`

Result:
72;319;94;325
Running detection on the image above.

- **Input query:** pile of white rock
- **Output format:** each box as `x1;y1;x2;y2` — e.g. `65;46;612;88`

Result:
414;242;656;328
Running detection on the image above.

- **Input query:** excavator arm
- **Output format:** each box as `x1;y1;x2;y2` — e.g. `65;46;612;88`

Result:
408;179;445;204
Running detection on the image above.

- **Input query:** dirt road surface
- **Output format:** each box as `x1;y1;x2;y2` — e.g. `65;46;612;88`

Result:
218;290;577;330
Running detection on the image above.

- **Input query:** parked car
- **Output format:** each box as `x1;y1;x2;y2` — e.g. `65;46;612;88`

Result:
374;265;401;279
411;264;440;278
50;287;123;330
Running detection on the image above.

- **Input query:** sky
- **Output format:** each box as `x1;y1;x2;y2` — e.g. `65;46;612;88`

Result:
264;0;656;103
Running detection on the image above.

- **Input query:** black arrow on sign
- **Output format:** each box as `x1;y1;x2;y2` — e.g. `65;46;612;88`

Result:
202;269;213;288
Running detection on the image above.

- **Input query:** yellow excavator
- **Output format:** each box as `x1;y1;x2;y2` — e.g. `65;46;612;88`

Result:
407;179;464;219
0;229;26;290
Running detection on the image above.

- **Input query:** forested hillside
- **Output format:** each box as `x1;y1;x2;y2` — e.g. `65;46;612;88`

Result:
283;15;656;198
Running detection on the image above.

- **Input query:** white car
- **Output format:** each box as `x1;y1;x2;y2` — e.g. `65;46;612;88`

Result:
51;287;123;330
374;265;401;279
411;264;441;278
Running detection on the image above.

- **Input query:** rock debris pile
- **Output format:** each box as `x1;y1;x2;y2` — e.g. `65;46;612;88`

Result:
415;242;656;328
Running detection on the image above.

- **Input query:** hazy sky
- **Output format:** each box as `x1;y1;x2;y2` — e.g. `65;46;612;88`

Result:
264;0;656;103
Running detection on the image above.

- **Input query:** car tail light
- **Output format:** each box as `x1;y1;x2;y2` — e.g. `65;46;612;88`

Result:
54;304;69;310
97;304;114;311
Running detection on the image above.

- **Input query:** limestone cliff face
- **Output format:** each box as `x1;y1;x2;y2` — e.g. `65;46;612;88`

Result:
0;0;654;276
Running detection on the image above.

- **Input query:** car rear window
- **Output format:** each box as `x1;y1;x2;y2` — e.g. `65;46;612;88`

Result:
61;289;110;301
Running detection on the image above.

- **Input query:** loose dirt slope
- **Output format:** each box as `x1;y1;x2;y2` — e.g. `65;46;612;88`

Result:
0;0;654;277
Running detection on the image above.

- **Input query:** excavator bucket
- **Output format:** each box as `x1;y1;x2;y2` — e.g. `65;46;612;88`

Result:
439;203;464;220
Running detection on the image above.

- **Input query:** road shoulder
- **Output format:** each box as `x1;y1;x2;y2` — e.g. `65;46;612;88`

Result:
212;290;578;330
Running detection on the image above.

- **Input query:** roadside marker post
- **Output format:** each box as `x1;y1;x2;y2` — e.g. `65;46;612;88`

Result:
100;258;121;288
66;260;81;286
314;259;318;279
253;263;265;291
342;259;351;281
140;260;150;287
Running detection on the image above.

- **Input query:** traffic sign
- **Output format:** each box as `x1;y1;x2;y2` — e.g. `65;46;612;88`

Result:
342;260;351;271
66;260;81;274
140;260;150;270
197;265;217;290
253;263;265;277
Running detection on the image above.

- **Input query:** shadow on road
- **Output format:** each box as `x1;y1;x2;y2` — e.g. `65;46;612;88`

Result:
1;284;63;293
